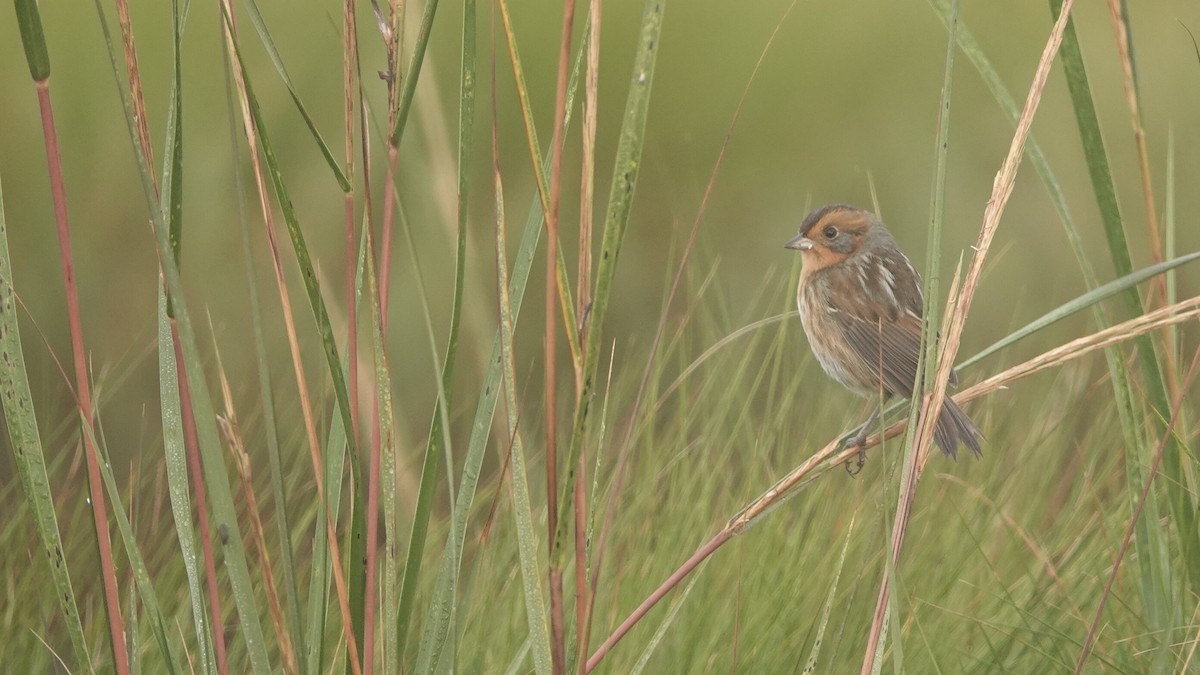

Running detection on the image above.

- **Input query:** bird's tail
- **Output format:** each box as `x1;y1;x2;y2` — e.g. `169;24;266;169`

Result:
933;399;982;459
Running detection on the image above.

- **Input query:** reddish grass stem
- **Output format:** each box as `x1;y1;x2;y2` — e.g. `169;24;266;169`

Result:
35;79;131;675
586;530;732;672
546;1;577;672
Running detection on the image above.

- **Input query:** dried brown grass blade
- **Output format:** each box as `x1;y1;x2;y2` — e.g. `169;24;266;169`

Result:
586;289;1197;671
862;1;1076;669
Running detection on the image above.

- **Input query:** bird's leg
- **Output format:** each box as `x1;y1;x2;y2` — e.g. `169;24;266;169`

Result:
842;402;883;476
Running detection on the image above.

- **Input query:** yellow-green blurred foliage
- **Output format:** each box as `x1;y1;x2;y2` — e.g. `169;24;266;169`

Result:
0;0;1197;467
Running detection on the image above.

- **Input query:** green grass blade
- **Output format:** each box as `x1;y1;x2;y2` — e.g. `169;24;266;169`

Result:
1050;0;1134;284
389;0;441;147
553;0;667;569
0;177;94;673
495;159;555;675
412;10;592;671
223;33;369;663
221;43;304;675
14;0;50;81
346;463;369;672
373;248;401;674
397;189;459;674
235;0;351;192
161;0;184;272
155;5;212;664
157;289;213;674
159;137;273;675
304;414;351;673
410;0;476;667
94;1;274;670
91;426;183;674
1052;0;1197;593
803;512;857;674
957;251;1200;372
920;0;958;386
93;5;273;670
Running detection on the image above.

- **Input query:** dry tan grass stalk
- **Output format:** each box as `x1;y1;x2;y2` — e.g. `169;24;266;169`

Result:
735;294;1200;527
214;365;298;675
585;289;1198;673
113;0;155;190
1104;0;1180;398
216;7;363;674
860;0;1078;668
1106;0;1162;271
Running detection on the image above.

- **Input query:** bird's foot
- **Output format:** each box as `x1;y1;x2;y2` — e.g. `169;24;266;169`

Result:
839;432;868;477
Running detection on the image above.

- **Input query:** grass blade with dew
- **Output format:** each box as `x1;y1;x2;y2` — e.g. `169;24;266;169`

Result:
494;141;555;675
411;0;478;667
160;3;220;670
92;2;274;669
222;26;369;672
221;46;305;675
369;239;401;674
89;422;184;674
412;13;589;672
552;0;667;578
157;289;215;674
0;176;94;672
97;1;222;670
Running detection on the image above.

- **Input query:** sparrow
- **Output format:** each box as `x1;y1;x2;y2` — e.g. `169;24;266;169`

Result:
785;204;981;473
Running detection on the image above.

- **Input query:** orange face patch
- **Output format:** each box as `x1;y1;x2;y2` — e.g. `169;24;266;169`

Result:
799;242;852;275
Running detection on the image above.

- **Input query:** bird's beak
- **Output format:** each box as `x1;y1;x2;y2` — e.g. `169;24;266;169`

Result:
784;234;813;251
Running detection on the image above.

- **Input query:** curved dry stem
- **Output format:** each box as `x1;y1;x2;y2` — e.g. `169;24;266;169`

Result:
584;290;1198;672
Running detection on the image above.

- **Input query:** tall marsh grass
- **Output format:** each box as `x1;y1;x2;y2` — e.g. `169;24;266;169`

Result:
1;0;1198;673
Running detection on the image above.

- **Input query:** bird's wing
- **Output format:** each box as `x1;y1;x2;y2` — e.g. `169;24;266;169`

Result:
824;250;933;397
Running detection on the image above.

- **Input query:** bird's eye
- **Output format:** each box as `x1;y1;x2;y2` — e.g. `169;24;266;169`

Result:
823;225;838;239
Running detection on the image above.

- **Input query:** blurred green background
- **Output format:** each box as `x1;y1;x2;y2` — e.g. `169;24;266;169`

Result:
0;0;1197;486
